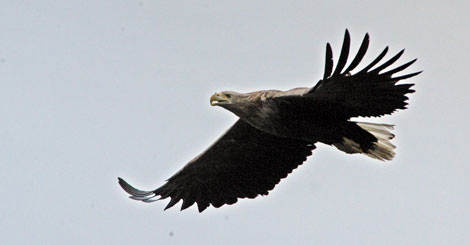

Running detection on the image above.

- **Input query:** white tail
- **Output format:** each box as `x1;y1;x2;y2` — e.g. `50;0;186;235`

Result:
333;122;396;161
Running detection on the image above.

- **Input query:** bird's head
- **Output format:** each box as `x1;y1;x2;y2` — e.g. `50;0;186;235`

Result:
210;91;246;107
210;91;256;119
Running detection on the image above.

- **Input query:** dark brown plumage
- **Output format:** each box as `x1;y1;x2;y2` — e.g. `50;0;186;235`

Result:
118;29;420;212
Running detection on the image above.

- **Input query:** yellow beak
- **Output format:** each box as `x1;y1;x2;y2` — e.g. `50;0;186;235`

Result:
210;93;219;106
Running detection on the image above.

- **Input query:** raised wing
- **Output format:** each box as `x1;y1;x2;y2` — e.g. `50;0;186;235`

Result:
307;29;421;118
118;120;315;212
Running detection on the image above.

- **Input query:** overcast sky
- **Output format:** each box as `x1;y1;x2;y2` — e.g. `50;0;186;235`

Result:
1;1;469;244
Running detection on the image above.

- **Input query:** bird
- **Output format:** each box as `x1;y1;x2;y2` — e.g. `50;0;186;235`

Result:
118;29;421;212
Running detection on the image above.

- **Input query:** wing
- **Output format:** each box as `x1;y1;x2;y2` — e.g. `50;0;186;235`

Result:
307;29;421;118
118;119;316;212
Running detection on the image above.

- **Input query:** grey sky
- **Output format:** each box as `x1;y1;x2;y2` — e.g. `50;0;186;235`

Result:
1;1;469;244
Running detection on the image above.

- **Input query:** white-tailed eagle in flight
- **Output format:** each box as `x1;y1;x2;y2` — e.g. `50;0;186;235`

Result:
118;30;420;212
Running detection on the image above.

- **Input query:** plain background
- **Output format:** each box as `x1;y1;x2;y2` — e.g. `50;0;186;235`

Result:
1;1;469;244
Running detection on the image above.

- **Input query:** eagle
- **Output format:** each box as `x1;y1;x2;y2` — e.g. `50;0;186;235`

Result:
118;30;420;212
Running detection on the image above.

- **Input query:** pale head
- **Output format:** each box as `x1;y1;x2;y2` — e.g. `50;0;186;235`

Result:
210;91;248;107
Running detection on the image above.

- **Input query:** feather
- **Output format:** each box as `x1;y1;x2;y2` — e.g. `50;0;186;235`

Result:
359;46;389;73
332;29;350;77
344;33;369;74
370;49;405;74
323;43;333;80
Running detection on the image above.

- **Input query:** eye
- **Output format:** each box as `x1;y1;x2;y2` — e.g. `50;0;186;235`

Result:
225;94;231;98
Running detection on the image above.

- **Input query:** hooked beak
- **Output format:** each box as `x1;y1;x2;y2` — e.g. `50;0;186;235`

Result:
210;93;228;106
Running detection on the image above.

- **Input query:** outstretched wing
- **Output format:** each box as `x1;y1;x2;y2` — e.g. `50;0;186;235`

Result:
119;120;315;212
307;29;421;118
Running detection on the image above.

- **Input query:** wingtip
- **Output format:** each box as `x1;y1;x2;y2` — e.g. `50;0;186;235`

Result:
363;33;370;46
117;177;126;186
343;32;370;74
332;30;351;76
326;42;332;50
398;48;405;56
118;177;154;197
323;43;334;80
117;177;129;189
359;46;389;73
394;71;422;80
411;70;424;77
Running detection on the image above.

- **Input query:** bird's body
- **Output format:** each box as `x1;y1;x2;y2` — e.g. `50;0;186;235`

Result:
118;30;421;212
